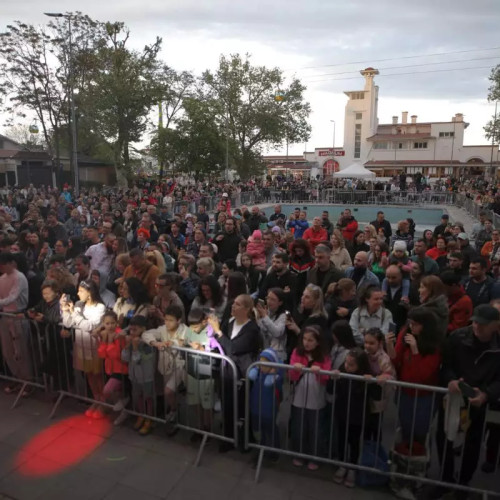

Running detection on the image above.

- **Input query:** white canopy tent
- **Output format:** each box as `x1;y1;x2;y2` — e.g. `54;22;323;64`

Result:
333;163;376;180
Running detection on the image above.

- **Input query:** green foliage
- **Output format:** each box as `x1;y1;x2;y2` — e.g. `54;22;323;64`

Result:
79;22;162;185
484;65;500;143
201;54;311;179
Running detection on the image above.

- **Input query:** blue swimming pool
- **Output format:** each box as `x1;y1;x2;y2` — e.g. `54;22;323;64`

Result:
261;204;445;226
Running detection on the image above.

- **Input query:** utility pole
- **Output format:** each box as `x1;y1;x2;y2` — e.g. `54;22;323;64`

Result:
45;12;79;196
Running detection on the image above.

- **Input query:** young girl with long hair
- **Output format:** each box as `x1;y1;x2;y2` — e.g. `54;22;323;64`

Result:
289;326;331;470
61;280;106;418
332;348;374;488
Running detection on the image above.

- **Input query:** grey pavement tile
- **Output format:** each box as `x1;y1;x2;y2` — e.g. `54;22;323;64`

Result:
77;439;149;481
118;453;188;498
145;434;197;463
0;442;31;480
0;412;34;442
166;466;240;500
232;480;291;500
33;469;116;500
103;484;162;500
196;449;247;477
0;459;60;500
0;419;68;452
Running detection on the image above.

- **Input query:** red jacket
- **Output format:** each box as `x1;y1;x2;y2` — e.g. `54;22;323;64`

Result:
393;327;441;395
303;226;328;251
447;288;473;334
289;350;331;385
341;218;358;241
98;334;128;376
426;247;447;261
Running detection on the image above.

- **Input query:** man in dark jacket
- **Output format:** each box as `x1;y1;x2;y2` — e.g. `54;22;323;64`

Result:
247;206;268;232
214;217;242;262
370;211;392;244
436;305;500;494
321;210;334;237
463;257;500;307
259;252;296;310
306;244;344;295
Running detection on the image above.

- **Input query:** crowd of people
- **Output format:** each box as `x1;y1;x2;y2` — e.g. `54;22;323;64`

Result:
0;180;499;498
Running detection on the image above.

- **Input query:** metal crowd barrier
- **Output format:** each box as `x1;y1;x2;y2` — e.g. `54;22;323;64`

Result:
40;322;240;466
244;361;500;499
0;312;47;408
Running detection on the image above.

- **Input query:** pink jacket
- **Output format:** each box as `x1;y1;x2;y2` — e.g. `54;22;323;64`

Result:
289;350;331;385
247;235;266;269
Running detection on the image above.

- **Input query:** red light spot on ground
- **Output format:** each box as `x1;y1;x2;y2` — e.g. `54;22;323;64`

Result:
15;414;111;477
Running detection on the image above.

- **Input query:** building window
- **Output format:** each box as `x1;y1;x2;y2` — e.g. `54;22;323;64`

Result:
393;142;406;150
355;112;362;120
413;142;428;149
439;132;454;137
354;124;361;158
351;92;365;100
373;142;388;150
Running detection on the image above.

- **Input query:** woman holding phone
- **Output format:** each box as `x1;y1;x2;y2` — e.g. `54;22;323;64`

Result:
385;307;442;454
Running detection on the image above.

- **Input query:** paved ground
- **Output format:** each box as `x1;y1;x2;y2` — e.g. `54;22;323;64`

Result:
0;390;395;500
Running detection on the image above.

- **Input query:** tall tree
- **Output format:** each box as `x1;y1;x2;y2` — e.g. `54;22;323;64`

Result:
484;64;500;144
0;14;108;185
150;97;229;181
153;66;194;178
201;54;311;179
81;22;161;186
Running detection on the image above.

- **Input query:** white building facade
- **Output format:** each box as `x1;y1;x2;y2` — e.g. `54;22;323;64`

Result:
266;67;499;179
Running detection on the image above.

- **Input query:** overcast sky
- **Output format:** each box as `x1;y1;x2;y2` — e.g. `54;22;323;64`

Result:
1;0;499;154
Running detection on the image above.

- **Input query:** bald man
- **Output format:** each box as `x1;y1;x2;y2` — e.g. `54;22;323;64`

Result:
247;206;268;232
344;251;380;289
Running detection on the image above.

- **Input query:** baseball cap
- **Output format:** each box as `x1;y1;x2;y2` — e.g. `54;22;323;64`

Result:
185;213;193;219
222;193;228;197
441;214;449;219
471;304;500;324
457;233;469;241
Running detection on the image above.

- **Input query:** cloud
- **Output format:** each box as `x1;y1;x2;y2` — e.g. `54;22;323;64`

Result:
1;0;499;152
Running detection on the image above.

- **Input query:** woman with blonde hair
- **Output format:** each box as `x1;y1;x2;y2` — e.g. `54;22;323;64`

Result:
364;224;377;240
286;283;329;355
330;229;352;270
146;249;166;274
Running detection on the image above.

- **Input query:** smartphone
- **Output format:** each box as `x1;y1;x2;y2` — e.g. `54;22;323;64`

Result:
285;310;292;321
257;299;265;307
388;322;396;336
458;381;477;399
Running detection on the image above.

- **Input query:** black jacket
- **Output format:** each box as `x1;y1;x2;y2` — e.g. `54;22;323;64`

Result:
218;319;262;377
214;231;243;262
259;269;297;310
442;326;500;403
307;263;344;296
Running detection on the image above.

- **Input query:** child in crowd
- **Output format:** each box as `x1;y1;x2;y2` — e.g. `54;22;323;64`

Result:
332;347;374;488
248;348;283;462
247;230;267;271
185;308;221;438
383;240;411;302
363;328;396;441
289;326;331;470
96;311;129;425
121;315;155;435
142;304;190;431
330;320;357;370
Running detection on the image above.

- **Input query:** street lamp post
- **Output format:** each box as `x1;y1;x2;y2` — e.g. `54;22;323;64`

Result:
45;12;79;196
330;119;336;179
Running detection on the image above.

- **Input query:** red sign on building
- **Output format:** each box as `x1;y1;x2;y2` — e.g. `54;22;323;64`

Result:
318;149;345;157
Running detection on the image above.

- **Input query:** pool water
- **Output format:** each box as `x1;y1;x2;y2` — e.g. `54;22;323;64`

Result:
261;204;445;226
